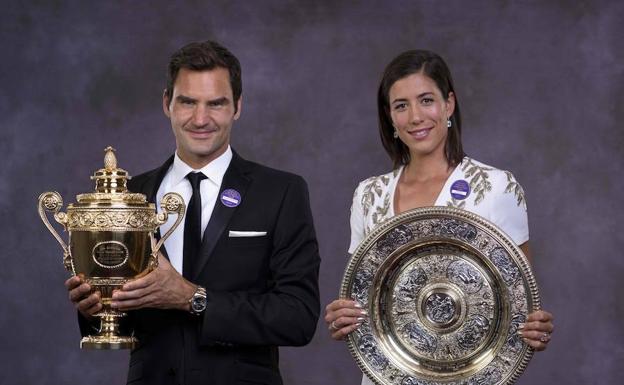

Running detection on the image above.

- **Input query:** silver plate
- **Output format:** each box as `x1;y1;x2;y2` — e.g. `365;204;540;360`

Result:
340;207;540;385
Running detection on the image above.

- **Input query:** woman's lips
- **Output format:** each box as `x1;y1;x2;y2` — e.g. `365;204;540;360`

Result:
407;127;432;139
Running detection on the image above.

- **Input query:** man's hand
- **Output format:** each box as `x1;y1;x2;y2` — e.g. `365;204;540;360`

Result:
65;274;102;319
111;254;197;312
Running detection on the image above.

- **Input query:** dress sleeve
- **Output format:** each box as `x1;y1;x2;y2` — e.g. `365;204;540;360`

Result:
488;170;529;245
348;182;366;254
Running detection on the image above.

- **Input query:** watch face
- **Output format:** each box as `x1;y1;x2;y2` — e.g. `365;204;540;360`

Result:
190;287;207;314
192;295;207;313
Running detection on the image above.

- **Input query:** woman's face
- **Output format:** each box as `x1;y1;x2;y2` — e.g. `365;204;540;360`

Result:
388;72;455;161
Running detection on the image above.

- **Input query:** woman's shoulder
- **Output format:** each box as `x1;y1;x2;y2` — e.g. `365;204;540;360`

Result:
458;157;523;184
353;168;400;196
457;156;526;209
358;168;399;186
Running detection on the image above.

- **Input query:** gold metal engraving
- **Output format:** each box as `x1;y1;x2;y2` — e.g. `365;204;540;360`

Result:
38;146;186;349
340;207;540;385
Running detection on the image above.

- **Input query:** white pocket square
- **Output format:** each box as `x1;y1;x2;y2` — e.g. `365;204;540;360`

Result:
228;231;267;237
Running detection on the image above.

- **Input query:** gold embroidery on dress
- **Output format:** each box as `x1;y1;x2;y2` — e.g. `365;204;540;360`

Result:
360;175;390;217
372;192;391;226
360;172;394;236
462;158;493;205
447;197;466;209
504;171;527;209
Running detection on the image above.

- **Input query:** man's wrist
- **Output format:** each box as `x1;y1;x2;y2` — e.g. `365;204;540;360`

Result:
188;285;207;315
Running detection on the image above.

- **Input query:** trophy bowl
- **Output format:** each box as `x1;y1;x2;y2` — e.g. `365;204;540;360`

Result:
38;147;185;349
340;207;540;385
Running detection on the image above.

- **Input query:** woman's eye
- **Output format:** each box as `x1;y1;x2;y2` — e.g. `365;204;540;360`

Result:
393;103;407;111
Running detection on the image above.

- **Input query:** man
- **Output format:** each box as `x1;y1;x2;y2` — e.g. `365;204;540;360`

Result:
65;40;321;385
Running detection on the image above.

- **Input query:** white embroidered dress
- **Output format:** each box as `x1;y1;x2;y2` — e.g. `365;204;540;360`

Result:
348;157;529;385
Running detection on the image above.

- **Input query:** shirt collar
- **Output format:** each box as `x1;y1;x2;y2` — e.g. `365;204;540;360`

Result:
170;146;233;187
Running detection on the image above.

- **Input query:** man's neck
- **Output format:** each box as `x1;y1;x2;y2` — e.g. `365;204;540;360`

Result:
177;146;229;170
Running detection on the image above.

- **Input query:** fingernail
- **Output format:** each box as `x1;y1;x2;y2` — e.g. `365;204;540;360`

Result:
356;317;366;322
517;331;524;337
354;302;362;308
110;302;117;308
360;310;368;316
518;323;525;330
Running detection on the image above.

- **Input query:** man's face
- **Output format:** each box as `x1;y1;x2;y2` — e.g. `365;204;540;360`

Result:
163;67;241;169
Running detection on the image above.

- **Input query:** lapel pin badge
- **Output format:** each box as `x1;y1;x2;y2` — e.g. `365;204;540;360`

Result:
450;180;470;200
220;189;241;208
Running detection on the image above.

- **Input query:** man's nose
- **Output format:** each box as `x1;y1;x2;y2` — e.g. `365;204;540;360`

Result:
192;106;210;127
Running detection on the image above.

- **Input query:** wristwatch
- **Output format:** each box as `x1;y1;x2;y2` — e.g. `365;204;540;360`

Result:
189;286;207;315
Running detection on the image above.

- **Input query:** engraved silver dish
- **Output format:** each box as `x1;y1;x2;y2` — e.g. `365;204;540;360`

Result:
340;207;540;385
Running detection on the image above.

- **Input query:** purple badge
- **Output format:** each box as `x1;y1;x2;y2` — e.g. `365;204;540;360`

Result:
450;180;470;200
220;189;241;208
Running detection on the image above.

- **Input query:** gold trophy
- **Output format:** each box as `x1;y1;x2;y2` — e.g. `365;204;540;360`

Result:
38;147;185;349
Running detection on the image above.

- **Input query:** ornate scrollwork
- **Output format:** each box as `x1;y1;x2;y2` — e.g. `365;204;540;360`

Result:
36;148;185;350
162;192;183;212
41;192;63;211
151;192;185;256
66;209;155;231
76;192;147;203
38;191;71;272
341;207;540;385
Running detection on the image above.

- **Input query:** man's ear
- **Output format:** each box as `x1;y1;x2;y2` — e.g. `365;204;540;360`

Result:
162;90;171;118
234;95;242;120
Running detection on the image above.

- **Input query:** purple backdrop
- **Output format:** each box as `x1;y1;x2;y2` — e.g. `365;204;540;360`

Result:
2;1;623;384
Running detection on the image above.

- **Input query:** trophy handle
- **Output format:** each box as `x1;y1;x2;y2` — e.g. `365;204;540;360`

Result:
37;191;75;274
151;192;186;267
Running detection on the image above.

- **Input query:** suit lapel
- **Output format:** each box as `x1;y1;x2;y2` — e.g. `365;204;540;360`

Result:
141;156;174;204
193;152;251;280
132;156;174;260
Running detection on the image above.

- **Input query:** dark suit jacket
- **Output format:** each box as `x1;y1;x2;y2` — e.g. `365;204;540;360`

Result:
80;151;320;385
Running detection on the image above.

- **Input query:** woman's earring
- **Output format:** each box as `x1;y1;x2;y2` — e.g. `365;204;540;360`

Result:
393;129;399;138
447;118;452;128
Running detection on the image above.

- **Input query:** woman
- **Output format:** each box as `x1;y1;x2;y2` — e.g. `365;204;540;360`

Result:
325;50;554;384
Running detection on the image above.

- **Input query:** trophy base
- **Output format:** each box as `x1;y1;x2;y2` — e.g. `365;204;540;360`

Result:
80;335;137;350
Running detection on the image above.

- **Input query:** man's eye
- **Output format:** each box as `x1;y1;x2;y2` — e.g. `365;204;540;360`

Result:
421;98;434;105
181;100;194;105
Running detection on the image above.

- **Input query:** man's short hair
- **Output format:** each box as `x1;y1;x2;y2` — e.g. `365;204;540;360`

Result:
165;41;242;112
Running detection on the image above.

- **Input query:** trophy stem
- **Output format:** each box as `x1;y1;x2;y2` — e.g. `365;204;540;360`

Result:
80;310;137;350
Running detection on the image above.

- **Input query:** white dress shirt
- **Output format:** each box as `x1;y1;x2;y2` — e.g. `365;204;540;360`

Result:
156;147;232;274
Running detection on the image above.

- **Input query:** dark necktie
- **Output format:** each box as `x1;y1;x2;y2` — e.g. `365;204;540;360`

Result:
183;172;207;279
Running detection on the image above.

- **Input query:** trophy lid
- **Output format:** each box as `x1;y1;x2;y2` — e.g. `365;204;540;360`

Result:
75;147;147;204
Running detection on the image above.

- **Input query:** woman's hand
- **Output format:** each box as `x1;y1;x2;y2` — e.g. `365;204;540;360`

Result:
325;299;368;340
519;309;554;351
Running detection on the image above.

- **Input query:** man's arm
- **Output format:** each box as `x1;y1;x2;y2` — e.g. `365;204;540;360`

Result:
198;176;320;346
112;175;321;347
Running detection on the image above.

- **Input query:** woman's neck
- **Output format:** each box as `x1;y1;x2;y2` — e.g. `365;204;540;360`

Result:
403;151;452;183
